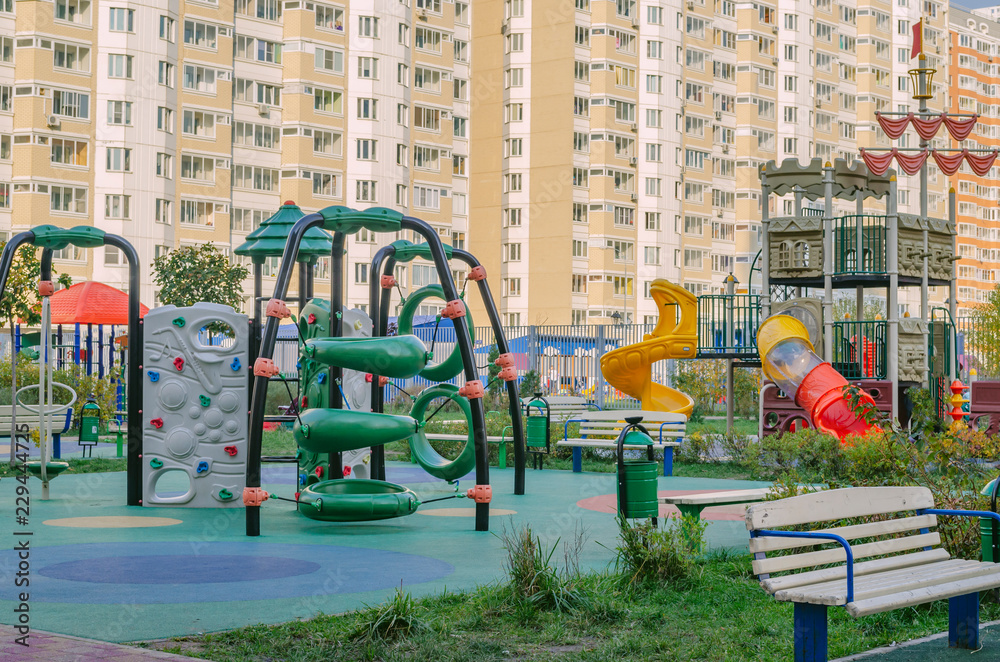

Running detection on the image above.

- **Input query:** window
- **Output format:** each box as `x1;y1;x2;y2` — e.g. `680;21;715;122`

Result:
684;215;704;235
356;180;377;202
0;37;9;63
454;77;470;101
686;49;705;70
315;4;344;30
503;278;521;297
312;172;339;197
155;199;172;224
572;167;588;188
53;90;89;119
504;173;523;192
51;138;88;166
159;16;175;42
55;0;91;24
645;212;660;230
109;7;133;31
453;116;467;138
234;165;278;191
50;186;87;214
53;43;90;72
237;0;282;20
104;194;130;220
415;106;440;131
645;109;661;128
106;147;131;172
184;20;217;49
234;121;280;149
180;154;215;182
414;67;441;92
507;33;524;53
354;263;369;284
504;208;522;226
645;178;662;196
453;155;466;176
158;61;174;87
156;152;173;178
157;107;173;132
454;40;468;62
357;57;378;79
573;97;589;117
644;246;660;265
413;145;440;170
182;110;215;138
314;88;344;114
455;2;469;23
685;83;703;103
572;203;587;224
506;0;524;18
183;65;216;93
415;28;441;52
107;100;132;125
506;68;524;88
357;98;377;119
356;139;377;161
571;275;587;295
607;240;634;262
413;186;440;210
180;200;214;227
575;25;590;47
646;143;662;162
358;15;379;37
503;243;522;262
397;104;409;126
314;48;344;73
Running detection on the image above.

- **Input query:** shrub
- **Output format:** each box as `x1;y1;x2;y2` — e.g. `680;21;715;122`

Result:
497;523;587;613
614;515;702;587
354;587;426;642
518;370;541;398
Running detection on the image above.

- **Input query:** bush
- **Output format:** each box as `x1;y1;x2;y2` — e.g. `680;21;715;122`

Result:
518;370;541;398
497;523;588;613
354;587;426;642
615;515;702;587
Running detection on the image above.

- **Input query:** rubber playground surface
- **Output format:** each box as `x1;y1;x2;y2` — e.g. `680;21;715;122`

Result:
0;460;769;643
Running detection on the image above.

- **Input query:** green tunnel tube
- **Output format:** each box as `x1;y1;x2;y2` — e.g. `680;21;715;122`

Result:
302;335;429;379
294;408;418;454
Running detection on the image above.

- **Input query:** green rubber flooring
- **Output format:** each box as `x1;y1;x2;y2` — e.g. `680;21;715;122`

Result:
833;621;1000;661
0;463;769;643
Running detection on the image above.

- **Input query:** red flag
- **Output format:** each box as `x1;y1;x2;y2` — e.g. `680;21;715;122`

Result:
911;19;923;59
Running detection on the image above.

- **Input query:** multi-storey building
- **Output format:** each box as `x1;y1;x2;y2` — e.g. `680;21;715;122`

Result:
949;5;1000;311
2;0;470;314
470;0;952;326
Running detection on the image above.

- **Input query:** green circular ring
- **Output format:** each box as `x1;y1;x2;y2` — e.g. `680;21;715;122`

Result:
408;383;477;482
397;285;475;382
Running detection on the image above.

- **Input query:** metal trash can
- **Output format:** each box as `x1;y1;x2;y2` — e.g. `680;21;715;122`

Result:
80;396;101;451
981;478;1000;563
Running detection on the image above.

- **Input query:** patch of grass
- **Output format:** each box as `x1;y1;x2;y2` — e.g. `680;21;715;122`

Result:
144;554;1000;662
686;418;758;436
354;587;428;642
0;456;126;478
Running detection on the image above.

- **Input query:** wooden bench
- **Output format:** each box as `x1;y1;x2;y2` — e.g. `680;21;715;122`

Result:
557;410;686;476
746;486;1000;662
661;487;774;520
522;395;600;422
0;407;73;458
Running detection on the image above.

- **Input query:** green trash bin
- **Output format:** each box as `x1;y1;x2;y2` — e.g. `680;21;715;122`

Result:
982;478;1000;563
80;396;100;450
616;422;659;521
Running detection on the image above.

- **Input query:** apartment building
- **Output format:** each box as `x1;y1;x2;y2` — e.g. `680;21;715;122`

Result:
470;0;951;326
1;0;471;313
949;5;1000;310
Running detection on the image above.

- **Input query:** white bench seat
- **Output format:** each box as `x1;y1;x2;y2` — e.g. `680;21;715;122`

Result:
660;488;773;520
0;407;73;458
522;395;599;422
746;486;1000;661
558;410;686;476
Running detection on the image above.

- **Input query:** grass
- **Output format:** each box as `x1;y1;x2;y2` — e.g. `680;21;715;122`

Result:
143;552;1000;661
687;418;757;436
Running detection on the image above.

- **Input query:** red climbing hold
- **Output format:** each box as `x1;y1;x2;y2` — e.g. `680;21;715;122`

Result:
150;418;164;429
295;491;301;501
307;313;316;324
379;376;390;387
224;445;238;456
343;465;352;477
315;466;324;478
365;373;373;383
301;396;308;409
173;357;184;371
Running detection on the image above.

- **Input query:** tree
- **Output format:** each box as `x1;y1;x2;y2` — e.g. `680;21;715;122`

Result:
0;242;72;336
152;243;249;310
969;284;1000;379
832;295;886;321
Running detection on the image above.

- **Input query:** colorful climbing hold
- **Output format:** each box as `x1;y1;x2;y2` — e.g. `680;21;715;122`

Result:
224;445;238;457
219;489;234;500
301;396;309;409
147;371;160;382
230;357;241;371
172;317;186;327
173;357;185;371
343;465;352;477
299;474;308;486
150;418;164;429
317;373;327;384
199;395;211;407
307;313;316;324
315;466;324;478
149;458;163;469
196;461;209;474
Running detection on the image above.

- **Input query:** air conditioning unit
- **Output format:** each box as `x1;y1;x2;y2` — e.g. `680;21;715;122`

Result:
815;99;822;108
630;194;638;202
631;18;639;28
257;103;269;116
686;0;694;8
628;122;637;132
722;144;729;153
417;8;427;19
771;25;778;34
501;19;508;33
717;209;724;217
772;57;779;66
629;157;637;166
715;111;722;120
46;114;60;127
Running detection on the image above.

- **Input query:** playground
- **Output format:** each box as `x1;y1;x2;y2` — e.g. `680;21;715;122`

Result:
7;63;1000;662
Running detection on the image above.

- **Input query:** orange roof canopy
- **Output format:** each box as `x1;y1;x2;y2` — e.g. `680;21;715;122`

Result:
48;282;149;325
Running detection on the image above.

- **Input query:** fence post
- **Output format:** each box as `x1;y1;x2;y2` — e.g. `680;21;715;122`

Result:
595;324;606;408
527;325;538;376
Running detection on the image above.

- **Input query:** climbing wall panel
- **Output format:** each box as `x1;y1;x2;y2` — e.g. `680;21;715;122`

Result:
142;303;250;508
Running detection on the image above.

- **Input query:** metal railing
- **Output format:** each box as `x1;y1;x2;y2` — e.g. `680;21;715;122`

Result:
834;214;888;276
831;320;887;380
697;294;761;356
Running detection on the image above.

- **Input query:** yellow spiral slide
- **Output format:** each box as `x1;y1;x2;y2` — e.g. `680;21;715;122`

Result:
600;280;697;416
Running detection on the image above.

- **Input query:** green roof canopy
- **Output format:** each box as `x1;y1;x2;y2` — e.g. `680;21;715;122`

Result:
234;201;334;264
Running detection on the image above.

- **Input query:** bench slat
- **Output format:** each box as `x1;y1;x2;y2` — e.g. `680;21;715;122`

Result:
663;488;773;506
752;532;940;576
572;411;686;423
556;439;679;449
425;433;507;442
775;559;988;606
746;486;934;530
749;514;939;553
847;570;1000;617
761;549;951;594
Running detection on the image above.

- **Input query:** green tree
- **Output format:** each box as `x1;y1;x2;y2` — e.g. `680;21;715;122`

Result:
0;242;72;344
969;284;1000;378
153;243;249;310
832;295;886;321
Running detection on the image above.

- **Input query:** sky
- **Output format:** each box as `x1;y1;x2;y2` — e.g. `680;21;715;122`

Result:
954;0;1000;9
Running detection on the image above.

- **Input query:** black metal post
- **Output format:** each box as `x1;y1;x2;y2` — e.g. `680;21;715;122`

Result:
368;245;397;481
402;218;490;531
327;233;345;480
454;249;525;495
